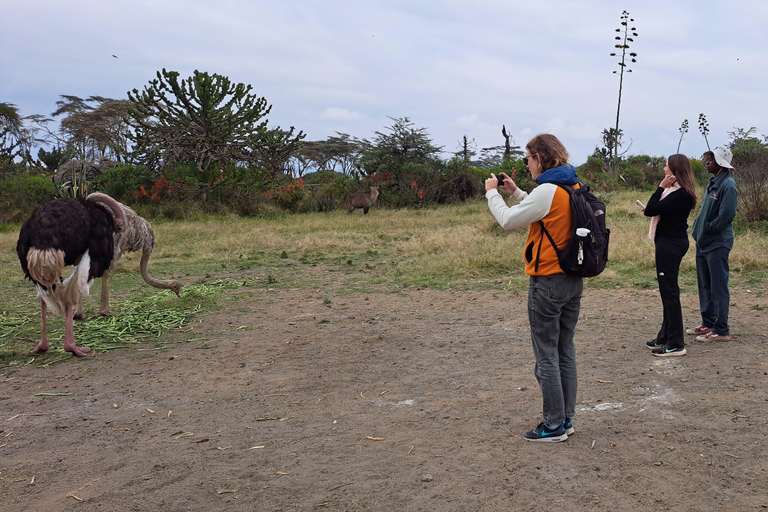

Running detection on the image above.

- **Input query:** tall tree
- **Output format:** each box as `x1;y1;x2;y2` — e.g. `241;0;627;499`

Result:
324;133;363;175
359;117;442;177
252;127;305;178
53;95;132;162
295;133;362;176
479;125;522;168
454;135;477;164
0;103;32;168
128;69;300;192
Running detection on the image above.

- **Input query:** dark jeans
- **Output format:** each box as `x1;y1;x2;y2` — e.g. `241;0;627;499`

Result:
655;236;689;348
696;245;732;335
528;274;583;428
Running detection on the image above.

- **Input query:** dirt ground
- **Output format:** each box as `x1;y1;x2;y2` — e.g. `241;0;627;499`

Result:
2;273;768;512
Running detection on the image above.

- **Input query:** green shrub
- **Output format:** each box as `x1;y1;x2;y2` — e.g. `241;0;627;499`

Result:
0;174;56;222
311;174;358;211
620;155;665;189
577;158;624;192
435;161;484;203
690;158;708;185
97;165;156;203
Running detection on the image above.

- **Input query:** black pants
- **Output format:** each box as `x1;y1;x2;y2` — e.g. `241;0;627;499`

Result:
655;236;689;348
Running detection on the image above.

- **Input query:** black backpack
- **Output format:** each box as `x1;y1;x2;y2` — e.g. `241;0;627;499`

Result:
537;182;610;277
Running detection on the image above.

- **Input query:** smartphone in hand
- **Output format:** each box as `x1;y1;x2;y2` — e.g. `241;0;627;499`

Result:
636;200;645;209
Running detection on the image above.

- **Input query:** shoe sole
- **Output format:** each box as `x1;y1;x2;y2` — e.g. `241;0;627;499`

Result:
646;344;664;350
696;336;731;342
564;427;575;436
523;434;568;442
653;348;687;357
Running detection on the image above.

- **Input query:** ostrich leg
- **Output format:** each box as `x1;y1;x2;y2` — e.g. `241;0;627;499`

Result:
75;296;86;320
63;304;91;357
99;271;114;316
31;298;50;354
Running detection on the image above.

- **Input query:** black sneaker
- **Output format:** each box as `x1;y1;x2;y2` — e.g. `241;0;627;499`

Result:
652;345;687;357
646;339;664;349
564;417;574;436
523;422;568;442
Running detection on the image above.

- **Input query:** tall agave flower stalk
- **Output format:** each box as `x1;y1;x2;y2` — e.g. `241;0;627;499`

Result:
609;11;638;174
698;113;711;151
677;119;689;153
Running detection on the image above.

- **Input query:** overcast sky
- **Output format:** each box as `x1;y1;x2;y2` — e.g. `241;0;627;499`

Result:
2;0;766;165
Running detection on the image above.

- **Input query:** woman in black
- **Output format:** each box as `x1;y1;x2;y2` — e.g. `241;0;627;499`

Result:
643;154;697;357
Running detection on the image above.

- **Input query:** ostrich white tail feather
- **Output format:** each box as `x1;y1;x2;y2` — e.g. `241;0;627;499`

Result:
37;252;93;316
27;248;65;287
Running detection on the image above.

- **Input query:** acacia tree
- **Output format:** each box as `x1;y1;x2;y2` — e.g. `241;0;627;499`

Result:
128;69;302;194
324;133;363;175
0;103;33;170
359;116;443;178
294;133;362;176
52;95;133;162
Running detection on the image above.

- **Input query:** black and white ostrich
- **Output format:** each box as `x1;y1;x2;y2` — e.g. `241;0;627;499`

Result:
16;193;125;357
75;202;182;319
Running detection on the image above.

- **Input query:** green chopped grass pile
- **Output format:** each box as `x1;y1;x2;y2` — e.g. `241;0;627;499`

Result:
1;278;248;368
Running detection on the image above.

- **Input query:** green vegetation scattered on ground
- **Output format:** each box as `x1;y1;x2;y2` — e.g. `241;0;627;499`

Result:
1;191;766;367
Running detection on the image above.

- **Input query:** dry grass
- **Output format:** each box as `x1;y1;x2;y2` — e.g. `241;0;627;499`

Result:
2;194;767;292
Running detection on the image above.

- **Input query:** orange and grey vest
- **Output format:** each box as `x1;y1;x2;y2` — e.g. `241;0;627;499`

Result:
523;184;578;276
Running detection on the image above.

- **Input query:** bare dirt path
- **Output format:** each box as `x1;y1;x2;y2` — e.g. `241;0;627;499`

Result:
2;282;768;511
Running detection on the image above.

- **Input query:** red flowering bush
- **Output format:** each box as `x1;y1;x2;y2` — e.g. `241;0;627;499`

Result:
135;176;175;203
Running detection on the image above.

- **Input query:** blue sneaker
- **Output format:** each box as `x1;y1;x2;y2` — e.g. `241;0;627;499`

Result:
564;417;574;436
523;422;568;442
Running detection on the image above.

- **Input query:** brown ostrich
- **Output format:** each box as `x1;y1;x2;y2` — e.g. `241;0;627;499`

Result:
16;193;125;357
75;202;182;319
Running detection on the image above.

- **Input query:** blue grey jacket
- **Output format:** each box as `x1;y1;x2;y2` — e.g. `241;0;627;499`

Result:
691;171;738;248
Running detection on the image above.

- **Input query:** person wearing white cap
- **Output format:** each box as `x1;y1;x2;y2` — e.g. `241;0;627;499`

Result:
687;146;738;342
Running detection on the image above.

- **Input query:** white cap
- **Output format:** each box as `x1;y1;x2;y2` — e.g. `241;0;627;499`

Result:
712;146;734;169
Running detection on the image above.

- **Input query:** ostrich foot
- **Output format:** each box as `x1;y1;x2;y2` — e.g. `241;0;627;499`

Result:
31;342;49;355
64;344;92;357
74;311;86;321
99;309;115;317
